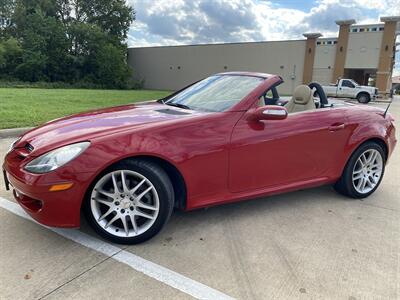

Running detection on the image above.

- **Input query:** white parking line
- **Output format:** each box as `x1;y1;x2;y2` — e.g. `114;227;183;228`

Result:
0;196;235;300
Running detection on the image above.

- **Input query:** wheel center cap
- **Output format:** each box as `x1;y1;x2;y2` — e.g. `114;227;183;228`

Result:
121;199;130;209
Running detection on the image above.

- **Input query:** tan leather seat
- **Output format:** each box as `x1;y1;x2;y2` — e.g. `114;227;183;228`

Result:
285;85;315;113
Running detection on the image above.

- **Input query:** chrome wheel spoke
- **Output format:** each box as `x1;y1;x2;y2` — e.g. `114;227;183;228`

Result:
105;214;120;228
370;163;380;169
368;176;376;185
96;189;114;199
121;216;129;236
356;177;365;190
368;151;377;164
129;215;138;234
136;186;153;202
360;154;367;165
130;179;146;194
93;197;113;207
137;200;157;211
361;177;368;190
135;209;155;220
111;173;120;194
98;208;113;221
121;171;129;193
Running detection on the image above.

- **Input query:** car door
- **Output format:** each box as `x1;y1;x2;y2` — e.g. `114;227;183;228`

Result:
228;106;351;193
339;80;355;98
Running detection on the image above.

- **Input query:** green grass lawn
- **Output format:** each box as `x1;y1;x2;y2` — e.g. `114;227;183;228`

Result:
0;88;171;129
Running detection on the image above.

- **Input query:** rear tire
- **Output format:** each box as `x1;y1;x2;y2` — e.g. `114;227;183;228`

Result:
334;142;385;198
84;159;174;244
357;93;370;104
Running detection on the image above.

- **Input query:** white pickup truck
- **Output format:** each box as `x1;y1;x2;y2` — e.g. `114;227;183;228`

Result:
321;79;378;103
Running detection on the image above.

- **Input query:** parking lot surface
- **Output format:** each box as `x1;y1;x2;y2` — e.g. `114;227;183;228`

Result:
0;98;399;300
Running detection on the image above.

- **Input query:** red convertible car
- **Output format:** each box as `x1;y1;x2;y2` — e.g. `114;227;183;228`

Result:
3;72;397;244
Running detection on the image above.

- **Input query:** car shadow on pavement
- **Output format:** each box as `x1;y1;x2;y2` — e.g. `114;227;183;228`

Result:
78;184;353;245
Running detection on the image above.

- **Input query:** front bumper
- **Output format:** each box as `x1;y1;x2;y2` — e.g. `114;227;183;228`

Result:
2;151;93;228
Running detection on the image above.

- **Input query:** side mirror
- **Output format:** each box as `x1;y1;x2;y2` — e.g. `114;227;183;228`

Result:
252;105;288;121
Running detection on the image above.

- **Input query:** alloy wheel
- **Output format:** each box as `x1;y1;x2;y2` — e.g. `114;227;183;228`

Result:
352;149;383;194
90;170;160;237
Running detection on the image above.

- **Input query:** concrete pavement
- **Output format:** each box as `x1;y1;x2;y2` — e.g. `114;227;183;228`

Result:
0;99;399;299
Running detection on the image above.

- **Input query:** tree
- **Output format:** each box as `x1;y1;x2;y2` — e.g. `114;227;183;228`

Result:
0;37;23;77
1;0;135;88
0;0;16;38
95;43;131;88
75;0;134;42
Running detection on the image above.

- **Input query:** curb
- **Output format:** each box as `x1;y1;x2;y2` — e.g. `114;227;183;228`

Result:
0;127;33;139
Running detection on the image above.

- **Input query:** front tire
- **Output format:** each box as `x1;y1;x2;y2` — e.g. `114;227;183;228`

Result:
357;93;370;104
84;159;174;244
334;142;385;198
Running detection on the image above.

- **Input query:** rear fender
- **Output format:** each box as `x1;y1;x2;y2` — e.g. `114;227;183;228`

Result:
339;122;389;176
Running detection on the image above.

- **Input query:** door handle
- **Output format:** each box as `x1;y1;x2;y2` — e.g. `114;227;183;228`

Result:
329;123;345;131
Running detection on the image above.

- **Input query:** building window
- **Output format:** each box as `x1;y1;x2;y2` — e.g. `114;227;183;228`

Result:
352;28;358;32
359;28;365;32
333;41;338;44
372;27;377;31
379;27;384;31
327;41;332;45
317;41;321;45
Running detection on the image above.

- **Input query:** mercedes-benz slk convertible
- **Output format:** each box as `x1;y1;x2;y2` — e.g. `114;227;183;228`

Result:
3;72;397;244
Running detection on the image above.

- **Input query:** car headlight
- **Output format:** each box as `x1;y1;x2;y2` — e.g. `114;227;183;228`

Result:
24;142;90;174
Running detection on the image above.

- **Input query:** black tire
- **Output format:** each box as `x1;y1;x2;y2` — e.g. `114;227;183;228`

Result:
334;142;385;199
357;93;370;104
84;159;174;244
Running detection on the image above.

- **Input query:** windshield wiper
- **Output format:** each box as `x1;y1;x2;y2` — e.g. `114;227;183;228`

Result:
165;102;192;110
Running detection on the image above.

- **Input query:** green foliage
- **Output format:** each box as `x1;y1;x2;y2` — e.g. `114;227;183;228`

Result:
0;78;142;89
0;0;16;38
0;37;23;76
0;88;170;128
95;43;131;88
0;0;135;88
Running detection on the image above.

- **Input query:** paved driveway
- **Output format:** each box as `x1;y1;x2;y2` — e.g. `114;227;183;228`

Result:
0;99;399;299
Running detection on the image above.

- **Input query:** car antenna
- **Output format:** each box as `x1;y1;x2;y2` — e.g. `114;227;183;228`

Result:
383;98;393;118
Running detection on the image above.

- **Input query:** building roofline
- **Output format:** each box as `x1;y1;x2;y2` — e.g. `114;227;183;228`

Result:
303;33;322;38
380;16;400;22
128;39;306;50
335;19;356;25
351;23;383;27
318;37;338;40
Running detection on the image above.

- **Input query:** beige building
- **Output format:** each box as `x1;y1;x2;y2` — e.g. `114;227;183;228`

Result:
128;16;400;95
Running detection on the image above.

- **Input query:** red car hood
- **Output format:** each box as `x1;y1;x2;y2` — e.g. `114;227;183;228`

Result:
16;101;203;155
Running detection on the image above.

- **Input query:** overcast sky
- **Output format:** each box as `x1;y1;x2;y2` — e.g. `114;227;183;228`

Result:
127;0;400;76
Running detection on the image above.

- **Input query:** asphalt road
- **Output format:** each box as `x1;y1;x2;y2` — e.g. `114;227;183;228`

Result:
0;98;399;300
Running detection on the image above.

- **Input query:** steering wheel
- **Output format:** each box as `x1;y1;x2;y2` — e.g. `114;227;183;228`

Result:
308;82;329;107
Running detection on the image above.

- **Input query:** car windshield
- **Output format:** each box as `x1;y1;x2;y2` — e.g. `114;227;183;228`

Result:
163;75;264;112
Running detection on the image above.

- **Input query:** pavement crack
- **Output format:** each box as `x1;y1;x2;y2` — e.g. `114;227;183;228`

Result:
38;246;128;300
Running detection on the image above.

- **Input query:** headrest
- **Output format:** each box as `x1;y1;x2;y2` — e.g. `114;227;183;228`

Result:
293;85;312;104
